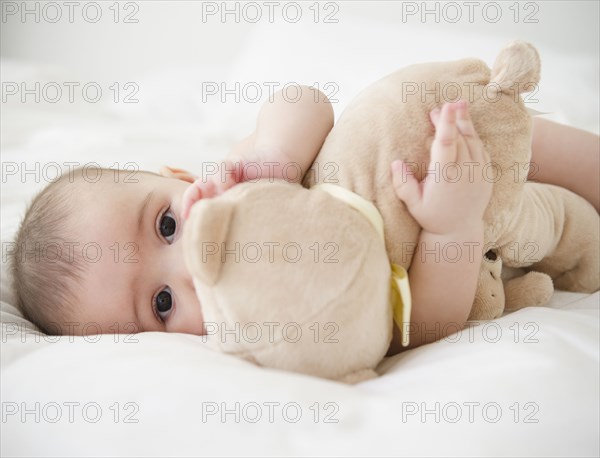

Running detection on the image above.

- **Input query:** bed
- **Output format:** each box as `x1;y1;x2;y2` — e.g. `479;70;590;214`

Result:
1;3;599;456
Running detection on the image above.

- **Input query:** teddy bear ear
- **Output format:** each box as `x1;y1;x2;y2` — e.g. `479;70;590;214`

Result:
182;198;234;286
488;40;541;95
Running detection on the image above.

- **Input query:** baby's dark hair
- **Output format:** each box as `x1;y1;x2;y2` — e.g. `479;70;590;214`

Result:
9;166;160;335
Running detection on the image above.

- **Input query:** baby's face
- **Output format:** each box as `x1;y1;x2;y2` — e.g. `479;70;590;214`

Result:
69;171;204;335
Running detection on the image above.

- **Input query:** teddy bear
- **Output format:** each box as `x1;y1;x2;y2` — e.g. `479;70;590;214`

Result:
183;41;600;382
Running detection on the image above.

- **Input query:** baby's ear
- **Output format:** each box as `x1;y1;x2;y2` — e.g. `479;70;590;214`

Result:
159;165;198;183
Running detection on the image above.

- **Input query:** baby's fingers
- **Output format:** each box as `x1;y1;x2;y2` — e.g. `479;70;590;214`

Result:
181;179;217;220
455;101;487;163
219;159;244;192
431;103;459;164
455;101;476;136
181;184;200;221
392;160;421;212
429;106;441;128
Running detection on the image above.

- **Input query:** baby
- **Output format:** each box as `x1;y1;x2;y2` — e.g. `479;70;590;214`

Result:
9;86;600;355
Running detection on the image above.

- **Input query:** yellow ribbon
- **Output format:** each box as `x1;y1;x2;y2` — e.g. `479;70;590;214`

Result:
313;183;412;346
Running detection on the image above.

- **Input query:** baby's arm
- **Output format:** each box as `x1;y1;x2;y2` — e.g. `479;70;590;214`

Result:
530;117;599;212
182;86;333;218
231;85;334;182
391;101;493;350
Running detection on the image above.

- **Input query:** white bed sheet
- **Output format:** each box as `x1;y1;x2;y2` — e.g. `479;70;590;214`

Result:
2;289;598;457
2;12;599;457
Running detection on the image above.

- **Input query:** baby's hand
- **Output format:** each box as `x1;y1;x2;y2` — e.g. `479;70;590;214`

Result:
180;150;295;220
391;101;493;235
181;157;245;220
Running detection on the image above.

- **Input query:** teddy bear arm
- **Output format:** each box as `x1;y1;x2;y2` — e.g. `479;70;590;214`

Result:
503;271;554;311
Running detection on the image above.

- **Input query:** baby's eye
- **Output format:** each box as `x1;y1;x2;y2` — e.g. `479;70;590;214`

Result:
159;208;176;243
154;286;173;321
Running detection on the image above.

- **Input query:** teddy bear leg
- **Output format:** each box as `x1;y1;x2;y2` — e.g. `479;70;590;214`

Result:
504;271;554;311
524;184;600;294
338;368;379;384
550;257;600;294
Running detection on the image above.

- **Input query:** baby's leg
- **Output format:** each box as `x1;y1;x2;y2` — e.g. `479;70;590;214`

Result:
530;117;599;212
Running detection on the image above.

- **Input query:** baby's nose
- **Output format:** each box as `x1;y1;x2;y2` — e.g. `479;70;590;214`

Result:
182;264;195;290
